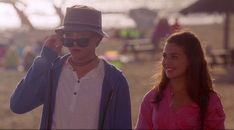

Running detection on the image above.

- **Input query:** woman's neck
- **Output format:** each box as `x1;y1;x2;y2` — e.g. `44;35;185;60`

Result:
169;77;187;93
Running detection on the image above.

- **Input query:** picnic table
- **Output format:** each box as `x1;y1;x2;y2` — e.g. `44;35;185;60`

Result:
206;48;234;66
121;38;157;61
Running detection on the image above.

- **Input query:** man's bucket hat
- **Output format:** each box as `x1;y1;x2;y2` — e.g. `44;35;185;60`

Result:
56;5;108;37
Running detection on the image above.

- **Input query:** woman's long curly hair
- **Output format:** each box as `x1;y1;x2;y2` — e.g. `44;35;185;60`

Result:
153;31;214;129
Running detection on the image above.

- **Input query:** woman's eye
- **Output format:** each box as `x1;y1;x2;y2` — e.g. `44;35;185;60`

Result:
171;55;178;59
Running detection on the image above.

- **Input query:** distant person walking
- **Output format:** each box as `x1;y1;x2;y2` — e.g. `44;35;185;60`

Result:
151;17;171;51
10;5;132;130
4;45;20;70
136;31;225;129
171;17;182;33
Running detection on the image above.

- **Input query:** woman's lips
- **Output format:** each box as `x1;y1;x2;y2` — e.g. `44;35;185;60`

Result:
165;67;174;72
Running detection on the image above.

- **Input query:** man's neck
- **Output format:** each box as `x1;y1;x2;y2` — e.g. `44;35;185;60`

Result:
70;55;98;67
69;56;100;78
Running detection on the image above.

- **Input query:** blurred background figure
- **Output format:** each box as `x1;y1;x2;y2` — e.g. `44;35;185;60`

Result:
4;45;20;70
0;43;7;68
151;17;171;52
22;46;35;71
171;17;182;33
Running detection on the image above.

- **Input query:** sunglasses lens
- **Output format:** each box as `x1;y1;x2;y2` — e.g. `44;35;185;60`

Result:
77;38;89;47
63;38;89;48
63;38;74;47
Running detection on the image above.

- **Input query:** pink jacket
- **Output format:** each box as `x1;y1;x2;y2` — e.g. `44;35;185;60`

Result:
136;86;225;130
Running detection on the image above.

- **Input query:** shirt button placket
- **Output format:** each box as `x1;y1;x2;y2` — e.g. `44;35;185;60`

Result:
73;79;80;95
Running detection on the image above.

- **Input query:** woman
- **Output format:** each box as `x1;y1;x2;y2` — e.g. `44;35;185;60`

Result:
136;31;225;129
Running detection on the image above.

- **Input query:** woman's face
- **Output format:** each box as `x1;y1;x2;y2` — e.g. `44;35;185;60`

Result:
162;43;189;80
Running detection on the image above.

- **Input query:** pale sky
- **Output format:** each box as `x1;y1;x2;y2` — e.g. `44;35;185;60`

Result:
0;0;223;30
0;3;21;29
0;0;60;30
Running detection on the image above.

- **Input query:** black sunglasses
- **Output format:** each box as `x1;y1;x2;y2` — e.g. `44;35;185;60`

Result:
63;38;90;48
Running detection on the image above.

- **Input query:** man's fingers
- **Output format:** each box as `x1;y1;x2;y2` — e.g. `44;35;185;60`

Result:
45;35;61;47
44;34;63;54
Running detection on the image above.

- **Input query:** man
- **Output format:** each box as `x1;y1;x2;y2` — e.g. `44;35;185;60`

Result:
10;5;132;129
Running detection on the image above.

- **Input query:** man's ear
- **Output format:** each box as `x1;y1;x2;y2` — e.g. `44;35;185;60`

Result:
55;29;64;37
96;36;103;47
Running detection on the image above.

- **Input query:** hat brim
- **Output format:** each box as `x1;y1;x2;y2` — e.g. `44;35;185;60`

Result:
55;25;108;37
